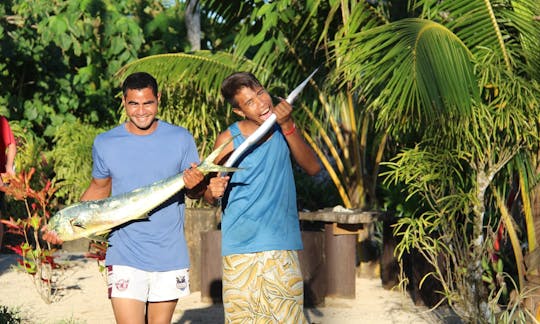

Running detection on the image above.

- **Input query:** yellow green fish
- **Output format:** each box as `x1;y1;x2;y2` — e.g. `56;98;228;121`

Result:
47;139;237;241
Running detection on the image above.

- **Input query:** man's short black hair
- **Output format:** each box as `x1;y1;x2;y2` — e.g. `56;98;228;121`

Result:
122;72;159;98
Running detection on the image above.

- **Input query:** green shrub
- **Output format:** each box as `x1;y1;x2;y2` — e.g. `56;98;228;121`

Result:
49;120;105;205
0;305;23;323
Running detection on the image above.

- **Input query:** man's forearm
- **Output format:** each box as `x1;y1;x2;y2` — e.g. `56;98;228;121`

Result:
5;143;16;173
186;181;207;200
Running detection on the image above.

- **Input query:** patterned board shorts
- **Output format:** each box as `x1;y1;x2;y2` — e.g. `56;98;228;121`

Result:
222;250;308;324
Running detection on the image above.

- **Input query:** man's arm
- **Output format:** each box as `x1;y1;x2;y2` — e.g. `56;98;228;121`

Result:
273;100;321;176
184;162;206;200
80;177;112;201
5;142;16;175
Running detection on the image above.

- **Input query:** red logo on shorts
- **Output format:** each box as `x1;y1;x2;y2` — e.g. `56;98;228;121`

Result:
115;279;129;291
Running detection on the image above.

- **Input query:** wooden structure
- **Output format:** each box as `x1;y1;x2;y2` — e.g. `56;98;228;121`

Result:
300;208;381;299
200;208;381;303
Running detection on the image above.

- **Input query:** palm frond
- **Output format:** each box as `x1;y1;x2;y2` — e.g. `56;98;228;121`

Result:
333;18;478;132
115;50;269;93
411;0;539;75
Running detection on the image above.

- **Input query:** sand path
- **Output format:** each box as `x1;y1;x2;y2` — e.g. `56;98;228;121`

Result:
0;253;445;324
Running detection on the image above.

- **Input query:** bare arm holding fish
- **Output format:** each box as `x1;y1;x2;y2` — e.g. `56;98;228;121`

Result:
183;162;207;199
204;131;233;204
272;97;320;176
80;177;112;201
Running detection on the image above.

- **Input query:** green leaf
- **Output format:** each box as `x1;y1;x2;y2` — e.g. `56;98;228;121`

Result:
49;15;68;35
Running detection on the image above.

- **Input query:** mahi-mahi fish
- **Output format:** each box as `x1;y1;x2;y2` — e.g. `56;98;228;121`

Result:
47;138;238;242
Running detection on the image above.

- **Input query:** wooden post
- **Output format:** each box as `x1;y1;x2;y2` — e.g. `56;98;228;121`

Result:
200;230;223;303
324;223;357;298
298;231;326;306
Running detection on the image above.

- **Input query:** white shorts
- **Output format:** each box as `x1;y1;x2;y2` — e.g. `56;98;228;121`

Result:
107;265;190;302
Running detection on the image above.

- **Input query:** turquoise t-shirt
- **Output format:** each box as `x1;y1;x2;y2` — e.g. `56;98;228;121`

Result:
92;120;200;271
221;122;303;256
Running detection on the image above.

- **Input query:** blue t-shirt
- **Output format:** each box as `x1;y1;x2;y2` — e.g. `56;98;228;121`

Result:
221;122;303;256
92;120;200;271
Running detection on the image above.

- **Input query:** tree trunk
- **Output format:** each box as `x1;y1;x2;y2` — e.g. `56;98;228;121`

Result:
185;0;201;51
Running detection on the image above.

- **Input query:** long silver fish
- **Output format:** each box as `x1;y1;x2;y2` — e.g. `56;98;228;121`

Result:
47;139;237;241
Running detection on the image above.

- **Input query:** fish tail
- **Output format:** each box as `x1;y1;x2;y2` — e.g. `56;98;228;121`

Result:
199;136;239;173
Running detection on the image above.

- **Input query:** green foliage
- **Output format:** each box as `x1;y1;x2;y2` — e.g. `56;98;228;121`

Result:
8;121;51;177
329;0;540;321
294;167;340;212
0;305;23;324
0;0;146;138
3;121;55;220
50;121;105;204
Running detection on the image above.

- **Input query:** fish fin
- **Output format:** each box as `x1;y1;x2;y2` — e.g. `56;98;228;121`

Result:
199;136;242;173
131;213;150;221
88;232;109;243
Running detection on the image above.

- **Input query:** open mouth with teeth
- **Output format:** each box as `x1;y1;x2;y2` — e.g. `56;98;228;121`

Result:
260;108;273;121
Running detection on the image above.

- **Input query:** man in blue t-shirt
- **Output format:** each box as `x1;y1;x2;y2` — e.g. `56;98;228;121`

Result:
205;72;320;323
44;72;206;324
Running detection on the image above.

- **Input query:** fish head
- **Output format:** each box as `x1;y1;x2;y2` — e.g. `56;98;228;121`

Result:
47;205;87;241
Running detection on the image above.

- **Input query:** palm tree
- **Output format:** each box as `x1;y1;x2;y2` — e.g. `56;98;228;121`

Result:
332;0;540;321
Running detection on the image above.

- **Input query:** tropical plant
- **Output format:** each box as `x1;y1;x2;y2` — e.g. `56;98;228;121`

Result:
0;0;197;139
0;0;146;136
330;0;540;322
49;121;105;204
0;168;60;304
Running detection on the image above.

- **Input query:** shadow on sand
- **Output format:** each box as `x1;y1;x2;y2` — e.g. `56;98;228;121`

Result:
173;303;327;324
0;253;18;275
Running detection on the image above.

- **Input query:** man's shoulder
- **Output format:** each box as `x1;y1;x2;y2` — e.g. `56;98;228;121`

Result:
95;124;125;140
158;120;184;130
157;120;192;137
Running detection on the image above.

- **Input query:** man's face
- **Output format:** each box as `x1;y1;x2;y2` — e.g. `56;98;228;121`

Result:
233;86;274;125
123;87;160;135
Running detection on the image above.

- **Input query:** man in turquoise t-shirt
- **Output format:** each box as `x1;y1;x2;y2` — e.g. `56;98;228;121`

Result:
205;72;320;323
44;72;207;324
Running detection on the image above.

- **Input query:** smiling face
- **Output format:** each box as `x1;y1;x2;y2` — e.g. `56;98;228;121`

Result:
232;86;273;125
123;87;160;135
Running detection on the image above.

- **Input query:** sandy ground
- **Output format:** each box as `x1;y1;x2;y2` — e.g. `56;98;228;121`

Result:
0;252;449;324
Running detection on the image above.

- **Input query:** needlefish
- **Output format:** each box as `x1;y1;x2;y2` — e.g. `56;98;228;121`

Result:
47;139;238;242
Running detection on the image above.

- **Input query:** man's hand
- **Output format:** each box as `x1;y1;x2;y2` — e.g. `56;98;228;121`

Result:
208;176;230;199
272;97;293;126
183;163;204;190
41;225;64;245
